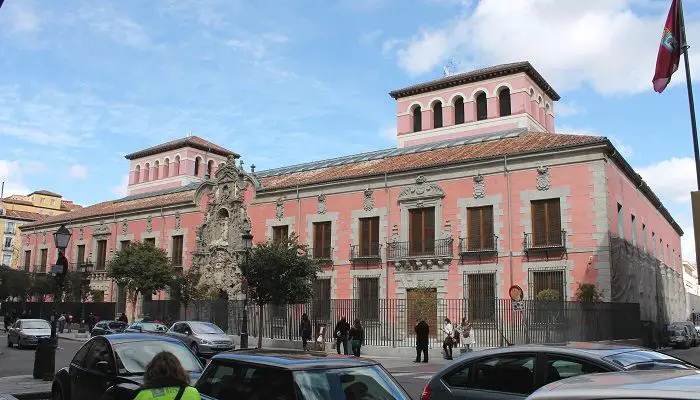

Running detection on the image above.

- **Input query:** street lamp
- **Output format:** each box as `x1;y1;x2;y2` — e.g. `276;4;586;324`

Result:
34;224;71;380
240;229;253;349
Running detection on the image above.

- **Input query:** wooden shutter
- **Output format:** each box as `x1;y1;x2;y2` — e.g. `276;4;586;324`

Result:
360;217;379;256
531;201;547;246
273;226;288;243
409;209;422;255
77;245;85;266
24;251;31;270
40;249;48;272
97;240;107;270
468;208;482;250
546;200;561;245
424;208;435;253
172;236;183;266
314;223;323;259
482;206;494;248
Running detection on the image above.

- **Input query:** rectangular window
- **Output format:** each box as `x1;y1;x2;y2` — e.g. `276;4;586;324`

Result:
143;237;156;247
530;199;562;246
40;249;48;272
272;225;289;243
96;240;107;271
467;206;494;250
466;273;495;321
120;240;131;250
3;237;12;248
2;254;10;267
359;217;380;257
642;224;647;252
409;207;435;256
531;270;565;300
313;279;331;319
313;222;332;260
652;232;657;257
24;250;31;271
617;203;624;239
4;222;15;234
631;215;637;246
357;277;379;321
77;245;85;267
171;235;184;266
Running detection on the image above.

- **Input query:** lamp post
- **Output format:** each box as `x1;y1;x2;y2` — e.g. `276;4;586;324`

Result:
34;224;71;380
240;229;253;349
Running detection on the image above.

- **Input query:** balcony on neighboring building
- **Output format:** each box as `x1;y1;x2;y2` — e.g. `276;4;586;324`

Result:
310;247;333;265
350;243;382;264
459;235;498;261
523;230;567;259
386;238;453;271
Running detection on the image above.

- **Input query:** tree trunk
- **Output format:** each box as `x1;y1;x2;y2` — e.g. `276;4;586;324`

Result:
258;304;264;349
131;291;139;322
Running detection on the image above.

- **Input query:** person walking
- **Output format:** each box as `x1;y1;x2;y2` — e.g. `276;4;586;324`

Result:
460;317;474;352
67;313;73;333
414;317;429;363
58;314;66;333
348;319;364;357
132;351;201;400
299;313;312;351
334;317;350;355
87;313;95;332
442;318;454;360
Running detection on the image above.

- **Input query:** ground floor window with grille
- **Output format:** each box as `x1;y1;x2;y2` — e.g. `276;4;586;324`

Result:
465;273;496;321
355;277;379;321
530;269;566;300
313;279;331;320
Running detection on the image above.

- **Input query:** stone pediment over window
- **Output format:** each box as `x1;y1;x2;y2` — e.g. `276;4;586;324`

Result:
93;220;112;237
397;175;445;203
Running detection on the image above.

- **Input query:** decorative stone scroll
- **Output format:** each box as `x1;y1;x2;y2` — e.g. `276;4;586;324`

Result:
536;166;551;191
42;232;47;244
174;212;181;230
79;228;84;241
363;188;374;211
146;216;153;233
93;220;111;236
317;193;327;215
398;175;445;202
473;174;485;199
276;197;285;221
121;219;128;235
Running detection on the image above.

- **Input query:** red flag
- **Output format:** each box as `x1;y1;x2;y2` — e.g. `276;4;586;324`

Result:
653;0;683;93
0;0;4;8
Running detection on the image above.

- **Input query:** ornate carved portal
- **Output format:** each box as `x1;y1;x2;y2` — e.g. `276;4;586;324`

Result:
192;155;252;300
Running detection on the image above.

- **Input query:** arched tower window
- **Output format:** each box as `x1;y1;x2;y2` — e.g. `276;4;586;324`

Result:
454;96;465;124
144;162;150;182
475;92;488;121
134;165;141;183
207;160;214;178
432;101;443;129
498;88;511;117
194;157;202;176
412;105;422;132
174;156;181;176
154;160;160;180
163;158;170;178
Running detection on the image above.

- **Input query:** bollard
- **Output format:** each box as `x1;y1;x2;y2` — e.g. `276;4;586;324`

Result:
33;337;56;380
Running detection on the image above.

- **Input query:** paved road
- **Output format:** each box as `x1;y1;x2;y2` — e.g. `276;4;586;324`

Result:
0;334;84;377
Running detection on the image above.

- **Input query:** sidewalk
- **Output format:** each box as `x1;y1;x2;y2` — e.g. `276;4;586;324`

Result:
0;375;50;398
57;332;89;343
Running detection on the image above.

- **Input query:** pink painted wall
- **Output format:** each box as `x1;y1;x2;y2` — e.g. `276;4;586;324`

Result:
402;122;520;147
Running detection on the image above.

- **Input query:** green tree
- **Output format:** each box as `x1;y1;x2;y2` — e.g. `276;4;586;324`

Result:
535;289;561;302
108;241;173;321
0;266;30;300
61;271;91;302
574;283;604;302
169;268;201;317
243;236;321;348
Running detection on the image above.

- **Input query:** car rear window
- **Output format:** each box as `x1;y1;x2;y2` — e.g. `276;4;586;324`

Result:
293;365;409;400
108;322;126;330
603;350;696;371
114;341;202;375
196;361;295;400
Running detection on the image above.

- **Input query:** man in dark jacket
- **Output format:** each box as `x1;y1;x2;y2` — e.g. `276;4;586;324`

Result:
334;317;350;355
414;317;430;363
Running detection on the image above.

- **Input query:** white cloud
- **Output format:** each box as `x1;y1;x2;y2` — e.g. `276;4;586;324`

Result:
556;101;585;117
379;124;397;141
388;0;700;94
68;164;88;180
111;174;129;198
637;157;695;204
0;160;30;197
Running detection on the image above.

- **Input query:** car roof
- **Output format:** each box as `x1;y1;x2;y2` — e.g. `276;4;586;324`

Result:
100;333;182;344
18;319;48;322
460;342;642;359
528;370;700;399
212;349;381;371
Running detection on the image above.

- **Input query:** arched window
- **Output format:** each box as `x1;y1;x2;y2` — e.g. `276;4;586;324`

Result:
432;101;443;128
163;158;170;178
498;88;511;117
144;162;150;182
412;105;422;132
194;157;201;176
207;160;214;177
454;97;465;124
154;160;160;180
135;165;141;183
174;156;181;176
476;92;488;121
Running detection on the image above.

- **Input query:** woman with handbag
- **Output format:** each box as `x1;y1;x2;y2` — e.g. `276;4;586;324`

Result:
442;318;454;360
349;319;364;357
460;317;474;351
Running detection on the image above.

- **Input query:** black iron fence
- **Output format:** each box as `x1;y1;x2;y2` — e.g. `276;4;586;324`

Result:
386;238;453;259
143;298;640;348
0;301;117;322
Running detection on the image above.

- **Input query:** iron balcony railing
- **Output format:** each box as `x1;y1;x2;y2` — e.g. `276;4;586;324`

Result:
459;235;498;255
386;238;453;259
310;247;333;264
524;230;567;252
350;243;382;261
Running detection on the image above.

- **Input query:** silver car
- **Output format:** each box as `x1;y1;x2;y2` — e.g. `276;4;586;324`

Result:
6;319;51;349
166;321;234;357
526;369;700;399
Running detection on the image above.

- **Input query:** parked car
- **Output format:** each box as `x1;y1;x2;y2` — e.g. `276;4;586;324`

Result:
166;321;234;357
6;319;51;349
123;321;167;334
51;334;204;400
195;349;411;400
667;325;693;349
669;321;699;347
526;369;700;399
90;320;127;337
420;342;698;400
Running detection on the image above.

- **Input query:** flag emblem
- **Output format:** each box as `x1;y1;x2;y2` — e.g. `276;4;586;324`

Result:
662;28;679;52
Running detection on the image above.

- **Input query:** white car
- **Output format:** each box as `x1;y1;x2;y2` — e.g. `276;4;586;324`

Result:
6;319;51;349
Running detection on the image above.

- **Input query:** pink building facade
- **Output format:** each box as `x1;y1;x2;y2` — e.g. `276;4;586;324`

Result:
19;62;685;321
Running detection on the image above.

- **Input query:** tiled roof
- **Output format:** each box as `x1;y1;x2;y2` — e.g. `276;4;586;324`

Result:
258;131;603;190
60;201;82;211
389;61;560;101
29;190;62;197
1;198;33;206
2;209;47;222
22;186;196;229
125;135;239;160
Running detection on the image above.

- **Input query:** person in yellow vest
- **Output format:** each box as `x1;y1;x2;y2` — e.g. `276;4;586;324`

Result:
133;351;201;400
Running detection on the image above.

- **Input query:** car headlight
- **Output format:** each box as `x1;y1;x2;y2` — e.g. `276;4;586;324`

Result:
200;339;212;345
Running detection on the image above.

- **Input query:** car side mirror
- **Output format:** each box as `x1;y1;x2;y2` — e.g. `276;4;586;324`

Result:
96;361;110;374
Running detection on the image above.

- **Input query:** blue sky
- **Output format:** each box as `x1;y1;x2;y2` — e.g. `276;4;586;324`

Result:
1;0;700;260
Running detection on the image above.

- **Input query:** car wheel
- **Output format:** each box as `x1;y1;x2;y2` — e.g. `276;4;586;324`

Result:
190;342;199;356
52;382;63;400
17;338;24;350
6;336;12;348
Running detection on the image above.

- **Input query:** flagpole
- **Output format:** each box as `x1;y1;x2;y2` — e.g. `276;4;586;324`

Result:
680;0;700;190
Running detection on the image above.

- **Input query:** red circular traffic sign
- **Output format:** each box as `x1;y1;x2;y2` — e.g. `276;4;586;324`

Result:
509;285;524;301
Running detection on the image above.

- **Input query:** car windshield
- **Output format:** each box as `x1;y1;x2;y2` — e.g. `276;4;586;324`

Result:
141;323;167;332
604;350;697;370
22;320;49;329
293;365;410;400
114;340;202;375
190;322;224;334
108;322;126;330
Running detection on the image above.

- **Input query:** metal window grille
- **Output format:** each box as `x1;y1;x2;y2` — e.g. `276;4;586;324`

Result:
528;268;566;300
354;277;379;321
463;272;496;321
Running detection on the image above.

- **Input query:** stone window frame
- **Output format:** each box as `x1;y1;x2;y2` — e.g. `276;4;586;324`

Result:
519;187;571;255
266;216;295;241
459;263;503;300
351;208;388;261
140;231;160;248
350;269;386;299
306;212;339;263
522;260;574;300
398;197;444;245
315;269;338;300
457;194;504;256
167;227;188;268
394;270;449;300
92;235;111;271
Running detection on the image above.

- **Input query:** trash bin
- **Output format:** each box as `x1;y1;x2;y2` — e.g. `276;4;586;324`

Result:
33;337;57;380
